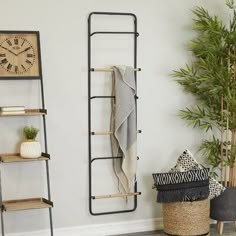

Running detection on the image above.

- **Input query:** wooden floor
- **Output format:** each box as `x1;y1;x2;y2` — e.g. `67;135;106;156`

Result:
111;222;236;236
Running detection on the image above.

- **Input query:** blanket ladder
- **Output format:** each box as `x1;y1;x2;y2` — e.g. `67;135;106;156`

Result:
88;11;141;215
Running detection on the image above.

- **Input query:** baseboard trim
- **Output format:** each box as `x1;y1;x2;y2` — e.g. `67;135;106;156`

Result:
7;218;163;236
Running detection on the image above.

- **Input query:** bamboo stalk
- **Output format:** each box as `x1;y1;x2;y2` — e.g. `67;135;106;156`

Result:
225;106;229;187
230;47;236;186
233;47;236;187
229;130;235;187
234;149;236;186
224;49;231;187
220;96;224;184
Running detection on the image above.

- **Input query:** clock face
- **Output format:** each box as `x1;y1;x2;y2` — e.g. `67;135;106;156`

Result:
0;32;40;78
0;36;35;74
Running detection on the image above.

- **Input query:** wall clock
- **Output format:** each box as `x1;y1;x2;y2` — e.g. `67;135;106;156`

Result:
0;31;41;79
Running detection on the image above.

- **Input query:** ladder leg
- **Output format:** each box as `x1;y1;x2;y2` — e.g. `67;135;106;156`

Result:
0;166;4;236
49;208;53;236
218;221;224;235
45;160;53;235
1;211;5;236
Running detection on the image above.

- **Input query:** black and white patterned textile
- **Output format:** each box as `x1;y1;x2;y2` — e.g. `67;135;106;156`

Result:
170;149;201;172
152;169;209;185
170;149;225;199
152;168;210;203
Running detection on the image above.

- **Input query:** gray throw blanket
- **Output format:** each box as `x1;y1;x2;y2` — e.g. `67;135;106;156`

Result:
110;66;137;194
152;169;210;203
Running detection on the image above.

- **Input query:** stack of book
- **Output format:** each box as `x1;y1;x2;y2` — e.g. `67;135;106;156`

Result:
0;106;25;115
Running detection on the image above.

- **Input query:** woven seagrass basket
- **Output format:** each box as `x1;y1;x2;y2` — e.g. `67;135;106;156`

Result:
163;199;210;236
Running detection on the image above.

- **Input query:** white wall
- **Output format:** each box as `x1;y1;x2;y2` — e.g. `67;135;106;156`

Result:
0;0;228;234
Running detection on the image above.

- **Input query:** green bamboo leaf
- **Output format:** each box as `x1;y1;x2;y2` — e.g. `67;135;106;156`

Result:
173;1;236;178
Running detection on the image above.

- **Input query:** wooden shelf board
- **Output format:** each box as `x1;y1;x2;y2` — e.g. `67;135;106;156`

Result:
0;153;49;163
3;198;53;211
0;109;47;117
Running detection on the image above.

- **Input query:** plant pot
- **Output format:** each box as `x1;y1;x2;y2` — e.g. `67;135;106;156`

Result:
20;140;41;158
210;187;236;221
163;199;210;236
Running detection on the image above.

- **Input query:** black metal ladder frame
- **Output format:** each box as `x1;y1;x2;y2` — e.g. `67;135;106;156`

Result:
88;12;140;216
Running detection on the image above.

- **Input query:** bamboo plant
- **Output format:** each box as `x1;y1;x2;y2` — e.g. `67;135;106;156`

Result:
172;0;236;187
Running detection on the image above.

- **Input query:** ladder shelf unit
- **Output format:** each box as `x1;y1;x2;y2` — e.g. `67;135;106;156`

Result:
0;31;53;236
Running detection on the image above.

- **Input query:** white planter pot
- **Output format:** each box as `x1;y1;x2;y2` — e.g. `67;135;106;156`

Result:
20;140;41;158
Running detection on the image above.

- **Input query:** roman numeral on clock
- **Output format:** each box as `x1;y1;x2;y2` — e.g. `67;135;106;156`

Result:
7;63;12;71
14;38;18;45
25;59;32;65
0;58;8;65
15;66;18;73
21;64;26;71
6;40;12;46
27;54;34;58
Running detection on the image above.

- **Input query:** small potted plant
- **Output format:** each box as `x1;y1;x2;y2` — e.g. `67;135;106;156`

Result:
20;126;41;158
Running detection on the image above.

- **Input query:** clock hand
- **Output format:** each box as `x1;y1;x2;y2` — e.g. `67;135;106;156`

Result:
17;47;31;56
0;46;18;56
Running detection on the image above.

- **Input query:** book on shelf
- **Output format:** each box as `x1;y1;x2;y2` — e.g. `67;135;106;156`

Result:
0;110;26;115
0;106;25;112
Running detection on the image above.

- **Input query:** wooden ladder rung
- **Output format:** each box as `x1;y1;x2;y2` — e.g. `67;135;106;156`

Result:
92;192;141;199
91;130;142;135
92;131;112;135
